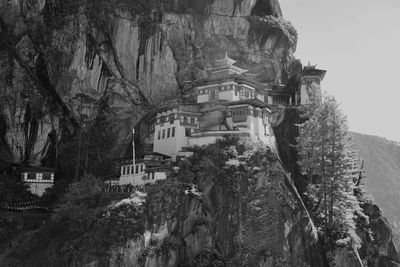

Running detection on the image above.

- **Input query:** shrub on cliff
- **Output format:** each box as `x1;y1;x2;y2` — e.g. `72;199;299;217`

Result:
0;174;33;203
39;175;145;265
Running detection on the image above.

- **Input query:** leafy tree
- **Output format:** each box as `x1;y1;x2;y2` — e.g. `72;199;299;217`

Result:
51;175;105;234
297;95;365;250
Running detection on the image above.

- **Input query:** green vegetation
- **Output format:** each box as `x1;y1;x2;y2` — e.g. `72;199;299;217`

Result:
1;175;145;266
0;174;33;203
0;174;45;257
297;94;366;253
1;137;281;266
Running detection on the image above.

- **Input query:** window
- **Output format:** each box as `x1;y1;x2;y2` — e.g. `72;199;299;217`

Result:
131;165;134;174
210;90;217;100
232;108;247;122
162;129;165;139
190;117;195;124
172;127;175;137
122;167;126;175
136;165;139;174
36;173;43;180
167;128;171;138
149;123;155;133
43;173;51;180
51;174;54;180
140;164;143;172
264;126;268;136
158;131;161;140
28;172;35;180
185;128;191;137
170;115;174;124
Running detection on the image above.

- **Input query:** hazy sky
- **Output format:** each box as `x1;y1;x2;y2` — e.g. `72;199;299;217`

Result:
280;0;400;141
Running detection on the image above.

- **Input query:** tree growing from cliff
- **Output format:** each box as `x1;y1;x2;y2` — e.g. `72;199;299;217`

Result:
297;95;364;250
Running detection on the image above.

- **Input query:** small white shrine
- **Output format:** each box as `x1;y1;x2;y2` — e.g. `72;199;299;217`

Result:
19;166;55;196
114;130;169;186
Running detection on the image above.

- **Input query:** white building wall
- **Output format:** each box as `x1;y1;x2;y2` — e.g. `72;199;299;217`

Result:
119;162;167;185
226;117;250;130
300;83;310;105
153;110;180;159
120;163;146;185
219;90;238;102
248;114;255;134
196;82;240;103
188;135;220;147
119;172;166;186
197;94;209;103
153;124;179;158
153;110;195;160
27;183;53;197
174;124;190;158
253;109;261;136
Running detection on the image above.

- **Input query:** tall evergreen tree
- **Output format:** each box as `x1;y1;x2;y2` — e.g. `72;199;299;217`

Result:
297;95;365;249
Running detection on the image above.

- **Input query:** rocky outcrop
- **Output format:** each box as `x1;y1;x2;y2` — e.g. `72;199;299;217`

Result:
273;107;400;267
0;0;297;167
105;145;323;267
359;201;400;267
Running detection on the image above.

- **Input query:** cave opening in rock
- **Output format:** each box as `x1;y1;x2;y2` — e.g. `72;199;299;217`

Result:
251;0;282;17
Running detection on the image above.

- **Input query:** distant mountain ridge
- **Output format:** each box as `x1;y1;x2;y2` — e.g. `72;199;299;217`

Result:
350;132;400;230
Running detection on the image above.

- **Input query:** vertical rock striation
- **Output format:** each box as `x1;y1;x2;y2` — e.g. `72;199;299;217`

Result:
0;0;297;165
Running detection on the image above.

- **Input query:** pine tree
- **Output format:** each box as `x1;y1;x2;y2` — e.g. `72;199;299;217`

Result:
297;95;365;249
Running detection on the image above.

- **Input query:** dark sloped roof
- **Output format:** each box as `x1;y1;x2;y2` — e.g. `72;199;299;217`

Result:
192;74;265;90
225;99;271;109
16;165;56;172
302;67;327;79
114;152;171;164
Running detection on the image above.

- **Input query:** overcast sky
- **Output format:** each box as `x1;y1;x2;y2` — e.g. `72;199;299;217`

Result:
280;0;400;141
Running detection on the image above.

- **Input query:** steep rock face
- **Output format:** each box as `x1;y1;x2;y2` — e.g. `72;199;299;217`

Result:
106;155;322;266
0;0;297;166
273;107;400;266
359;201;400;267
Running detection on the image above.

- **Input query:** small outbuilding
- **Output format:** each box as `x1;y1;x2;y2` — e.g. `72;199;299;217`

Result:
17;166;55;197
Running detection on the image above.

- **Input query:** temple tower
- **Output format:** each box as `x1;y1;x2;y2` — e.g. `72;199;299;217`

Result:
297;64;327;105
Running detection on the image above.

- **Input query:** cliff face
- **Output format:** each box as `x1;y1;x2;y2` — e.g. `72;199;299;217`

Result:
0;0;297;167
2;1;398;267
273;108;400;267
106;153;322;267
